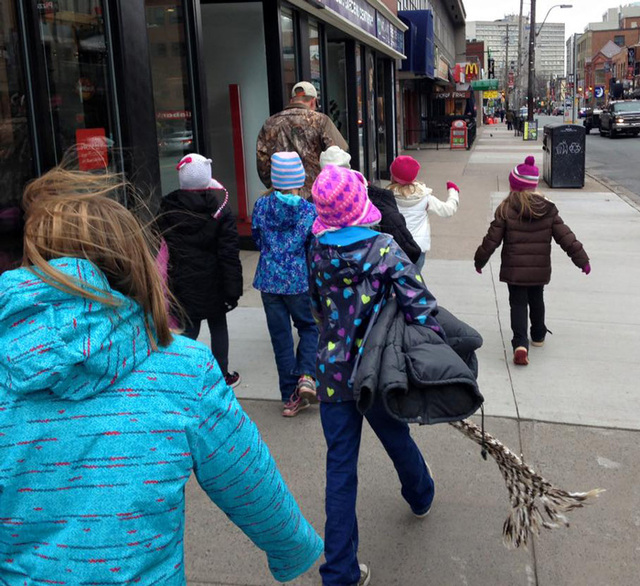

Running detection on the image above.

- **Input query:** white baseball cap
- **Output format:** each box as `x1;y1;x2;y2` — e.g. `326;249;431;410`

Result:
291;81;318;99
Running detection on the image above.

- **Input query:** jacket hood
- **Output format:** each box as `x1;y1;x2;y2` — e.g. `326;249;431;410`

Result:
262;192;306;230
0;258;153;400
162;189;223;233
394;183;431;207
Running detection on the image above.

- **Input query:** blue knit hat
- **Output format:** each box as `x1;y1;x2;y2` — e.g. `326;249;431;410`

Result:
271;152;306;191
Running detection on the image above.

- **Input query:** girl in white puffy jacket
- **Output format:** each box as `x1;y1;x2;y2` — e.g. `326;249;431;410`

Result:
388;155;460;269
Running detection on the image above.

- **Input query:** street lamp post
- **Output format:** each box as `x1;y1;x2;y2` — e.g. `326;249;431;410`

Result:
527;3;572;122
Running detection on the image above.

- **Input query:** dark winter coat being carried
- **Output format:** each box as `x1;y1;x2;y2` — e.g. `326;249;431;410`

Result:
353;297;484;424
159;189;243;320
474;193;589;285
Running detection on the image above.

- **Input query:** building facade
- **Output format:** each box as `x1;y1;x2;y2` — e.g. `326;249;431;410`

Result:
396;0;467;148
0;0;406;254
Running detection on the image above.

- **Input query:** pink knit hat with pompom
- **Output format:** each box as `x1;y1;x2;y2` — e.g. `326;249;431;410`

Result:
509;156;539;191
311;165;381;235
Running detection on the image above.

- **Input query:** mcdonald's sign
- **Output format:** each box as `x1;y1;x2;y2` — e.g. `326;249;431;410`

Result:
465;62;479;80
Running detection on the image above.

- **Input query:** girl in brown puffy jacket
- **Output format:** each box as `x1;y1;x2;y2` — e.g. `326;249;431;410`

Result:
474;156;590;366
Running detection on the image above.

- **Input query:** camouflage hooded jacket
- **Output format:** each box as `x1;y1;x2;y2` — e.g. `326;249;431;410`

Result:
256;104;348;198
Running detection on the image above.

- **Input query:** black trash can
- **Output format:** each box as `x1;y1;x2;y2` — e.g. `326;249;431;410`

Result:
542;124;586;188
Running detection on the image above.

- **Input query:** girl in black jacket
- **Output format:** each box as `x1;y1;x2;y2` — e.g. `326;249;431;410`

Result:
159;154;243;387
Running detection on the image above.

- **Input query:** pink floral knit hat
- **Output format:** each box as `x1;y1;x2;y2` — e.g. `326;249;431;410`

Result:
311;165;381;235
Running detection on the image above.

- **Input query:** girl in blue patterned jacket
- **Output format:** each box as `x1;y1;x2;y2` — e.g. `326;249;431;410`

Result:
309;165;441;586
0;168;323;584
252;152;319;417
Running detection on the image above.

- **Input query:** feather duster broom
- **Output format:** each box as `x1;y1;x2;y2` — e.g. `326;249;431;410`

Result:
449;417;604;549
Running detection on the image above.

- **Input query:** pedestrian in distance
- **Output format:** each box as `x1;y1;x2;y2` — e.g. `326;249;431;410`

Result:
158;154;242;388
0;167;324;584
499;108;505;123
474;155;590;366
309;164;440;586
252;152;319;417
257;81;349;198
319;146;422;263
388;155;460;270
506;109;514;131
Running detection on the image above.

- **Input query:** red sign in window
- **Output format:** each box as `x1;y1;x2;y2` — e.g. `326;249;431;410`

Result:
76;128;109;171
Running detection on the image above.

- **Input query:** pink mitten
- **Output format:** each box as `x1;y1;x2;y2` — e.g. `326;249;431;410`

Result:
582;263;591;275
447;181;459;192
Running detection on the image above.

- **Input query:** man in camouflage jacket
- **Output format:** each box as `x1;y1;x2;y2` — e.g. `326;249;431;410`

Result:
257;81;348;198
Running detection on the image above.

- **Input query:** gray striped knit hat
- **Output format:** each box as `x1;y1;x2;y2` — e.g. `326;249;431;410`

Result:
271;152;306;191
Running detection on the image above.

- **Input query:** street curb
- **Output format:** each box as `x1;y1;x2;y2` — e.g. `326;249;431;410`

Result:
586;171;640;212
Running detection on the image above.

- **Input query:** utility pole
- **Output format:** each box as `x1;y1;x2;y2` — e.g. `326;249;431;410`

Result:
516;0;524;107
527;0;536;122
572;34;578;123
504;24;510;110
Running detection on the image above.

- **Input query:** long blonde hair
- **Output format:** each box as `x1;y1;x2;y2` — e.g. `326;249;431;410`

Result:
496;190;546;221
387;182;420;198
22;167;173;349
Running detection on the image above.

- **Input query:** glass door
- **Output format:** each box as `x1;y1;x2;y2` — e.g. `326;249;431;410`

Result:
35;0;120;171
0;0;34;273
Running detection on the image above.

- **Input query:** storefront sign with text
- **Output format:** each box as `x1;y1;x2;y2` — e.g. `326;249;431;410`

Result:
76;128;108;171
320;0;376;36
435;91;470;99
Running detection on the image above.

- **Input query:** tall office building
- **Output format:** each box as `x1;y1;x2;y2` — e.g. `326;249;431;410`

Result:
467;15;565;84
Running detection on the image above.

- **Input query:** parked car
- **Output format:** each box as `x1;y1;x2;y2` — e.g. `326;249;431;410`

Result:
159;130;194;154
598;100;640;138
583;108;602;134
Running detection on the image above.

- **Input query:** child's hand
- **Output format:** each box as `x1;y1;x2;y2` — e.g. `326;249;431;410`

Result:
447;181;460;192
582;263;591;275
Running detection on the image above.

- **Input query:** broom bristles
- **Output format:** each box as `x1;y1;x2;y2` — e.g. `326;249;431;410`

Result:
449;419;604;549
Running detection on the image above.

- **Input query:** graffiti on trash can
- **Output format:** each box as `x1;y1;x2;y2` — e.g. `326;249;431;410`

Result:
569;142;582;154
555;141;568;155
554;140;582;156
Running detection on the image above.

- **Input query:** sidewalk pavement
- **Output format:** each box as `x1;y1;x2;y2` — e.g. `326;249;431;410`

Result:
185;123;640;585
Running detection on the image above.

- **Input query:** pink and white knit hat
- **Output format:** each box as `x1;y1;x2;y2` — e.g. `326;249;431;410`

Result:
509;156;539;191
176;153;228;218
311;165;381;235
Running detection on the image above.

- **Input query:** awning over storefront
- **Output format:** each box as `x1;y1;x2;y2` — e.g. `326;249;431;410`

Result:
398;10;434;78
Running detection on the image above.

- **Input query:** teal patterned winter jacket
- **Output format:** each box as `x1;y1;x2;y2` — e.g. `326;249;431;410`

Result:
0;258;323;584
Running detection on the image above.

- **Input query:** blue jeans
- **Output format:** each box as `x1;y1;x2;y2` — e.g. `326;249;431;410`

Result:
261;292;319;402
319;400;435;586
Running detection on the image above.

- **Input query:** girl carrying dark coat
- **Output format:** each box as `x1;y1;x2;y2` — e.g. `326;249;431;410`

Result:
159;154;243;386
474;155;590;366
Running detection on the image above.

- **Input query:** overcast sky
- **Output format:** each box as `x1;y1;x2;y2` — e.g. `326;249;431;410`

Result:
463;0;622;39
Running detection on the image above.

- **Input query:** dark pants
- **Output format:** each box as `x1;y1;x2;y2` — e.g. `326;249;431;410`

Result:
261;292;319;402
507;284;546;350
183;314;230;374
507;121;513;130
319;400;434;586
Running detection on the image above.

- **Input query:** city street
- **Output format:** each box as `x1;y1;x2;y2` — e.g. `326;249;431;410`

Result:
186;124;640;586
536;114;640;200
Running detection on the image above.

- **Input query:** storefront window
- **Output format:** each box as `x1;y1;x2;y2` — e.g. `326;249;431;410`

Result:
281;8;298;99
326;39;348;143
376;57;388;178
0;0;33;273
365;50;377;178
309;20;322;107
145;1;194;194
355;45;365;172
37;0;119;171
